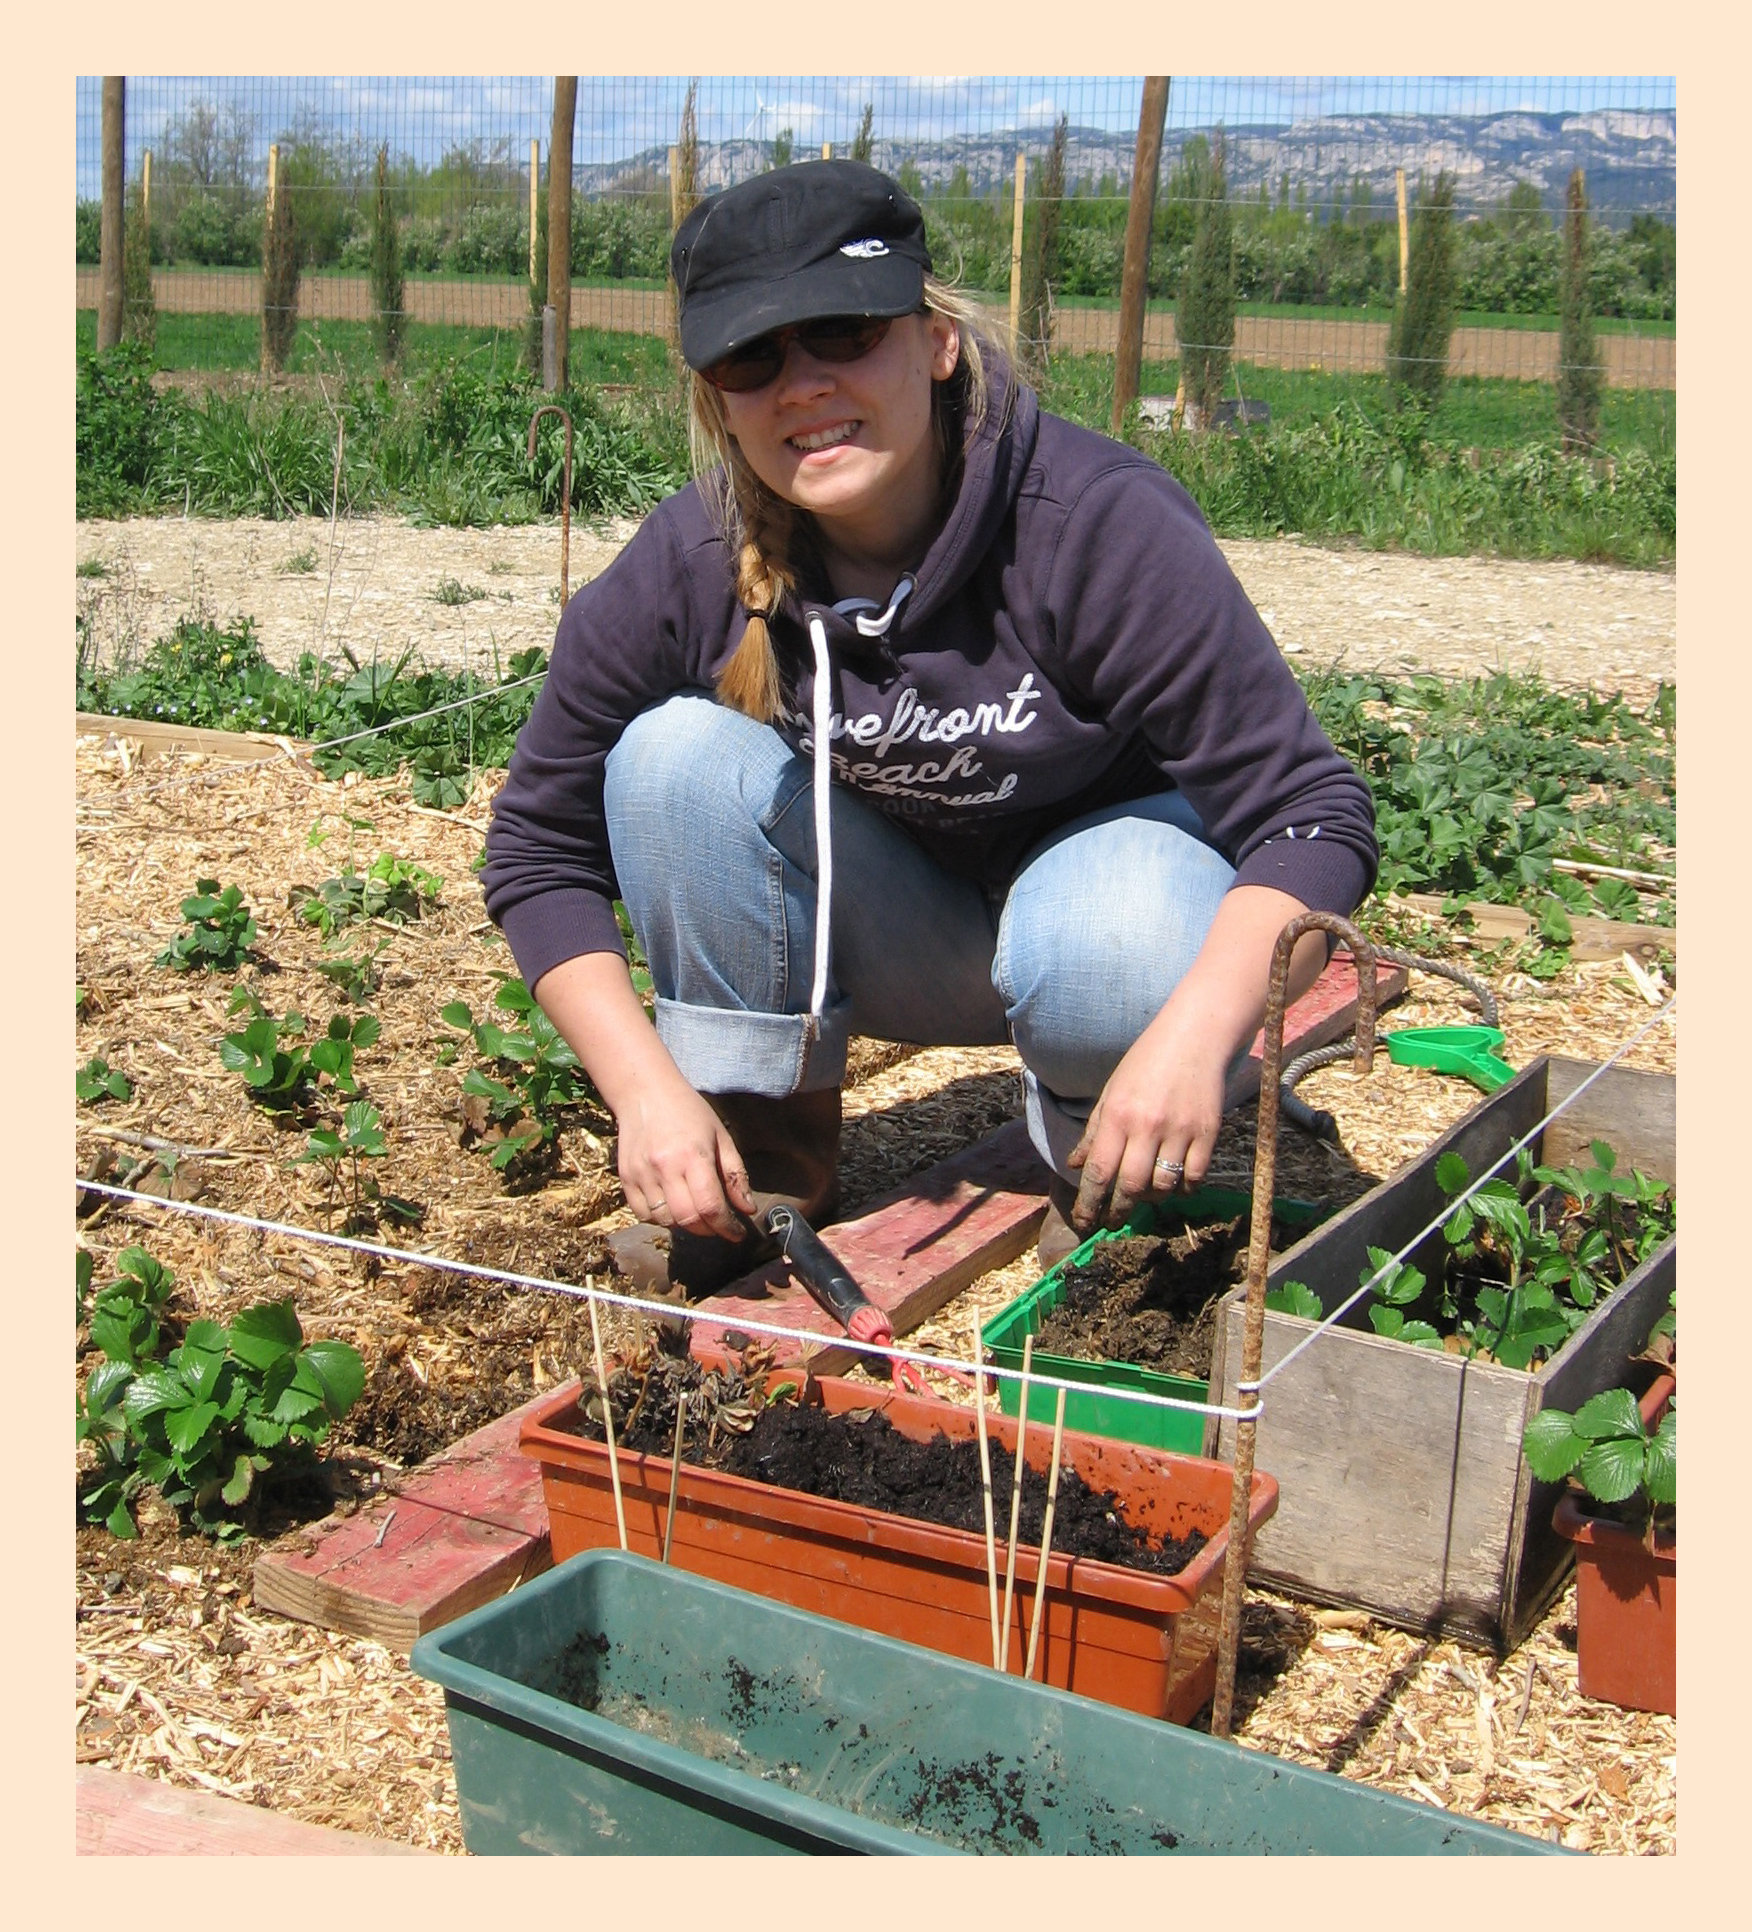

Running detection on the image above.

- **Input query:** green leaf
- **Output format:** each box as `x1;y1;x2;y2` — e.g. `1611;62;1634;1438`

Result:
1266;1280;1323;1319
1434;1151;1471;1195
296;1340;366;1417
220;1454;255;1507
1644;1413;1676;1506
1369;1305;1405;1338
105;1496;140;1539
440;1000;475;1031
164;1401;221;1456
1537;897;1574;945
240;1410;291;1450
351;1015;382;1050
122;1366;188;1424
227;1299;304;1371
1573;1387;1643;1442
1577;1435;1646;1505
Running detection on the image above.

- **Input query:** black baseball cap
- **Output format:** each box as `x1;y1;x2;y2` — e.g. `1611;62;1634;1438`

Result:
670;159;933;373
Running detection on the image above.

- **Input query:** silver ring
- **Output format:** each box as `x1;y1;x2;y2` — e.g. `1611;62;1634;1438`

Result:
1154;1158;1184;1180
649;1197;668;1217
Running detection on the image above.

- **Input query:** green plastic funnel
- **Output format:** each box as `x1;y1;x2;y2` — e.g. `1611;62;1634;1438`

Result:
1384;1025;1515;1093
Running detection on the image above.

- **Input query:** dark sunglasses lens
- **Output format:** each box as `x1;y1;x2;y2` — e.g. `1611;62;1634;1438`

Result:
704;346;783;392
703;315;893;391
800;316;891;362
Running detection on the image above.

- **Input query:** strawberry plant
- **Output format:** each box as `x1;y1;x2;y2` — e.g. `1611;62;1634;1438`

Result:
441;974;601;1174
1268;1137;1673;1372
76;1055;132;1103
293;1099;418;1231
80;1246;177;1362
156;878;258;973
1522;1386;1675;1540
77;1291;366;1541
220;989;380;1112
293;852;443;937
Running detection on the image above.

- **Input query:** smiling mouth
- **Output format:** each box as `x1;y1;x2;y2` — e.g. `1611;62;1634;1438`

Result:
788;422;860;453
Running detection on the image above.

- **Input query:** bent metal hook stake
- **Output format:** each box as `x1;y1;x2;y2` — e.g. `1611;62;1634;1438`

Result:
527;404;574;607
1209;913;1379;1742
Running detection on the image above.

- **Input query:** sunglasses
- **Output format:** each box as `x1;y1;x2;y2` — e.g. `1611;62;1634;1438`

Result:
699;314;896;393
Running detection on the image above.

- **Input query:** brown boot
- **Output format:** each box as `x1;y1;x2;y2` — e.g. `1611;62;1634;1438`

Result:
1034;1175;1085;1276
607;1087;841;1299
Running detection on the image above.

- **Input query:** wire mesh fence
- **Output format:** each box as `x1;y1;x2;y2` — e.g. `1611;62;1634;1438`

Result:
75;75;1675;402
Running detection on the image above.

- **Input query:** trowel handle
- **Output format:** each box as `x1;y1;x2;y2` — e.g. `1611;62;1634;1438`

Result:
758;1203;893;1345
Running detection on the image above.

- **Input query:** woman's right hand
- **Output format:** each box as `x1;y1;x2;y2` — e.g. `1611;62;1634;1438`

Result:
527;952;758;1243
614;1081;758;1241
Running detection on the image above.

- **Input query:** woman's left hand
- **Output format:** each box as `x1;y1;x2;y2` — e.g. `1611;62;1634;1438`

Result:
1065;1018;1230;1233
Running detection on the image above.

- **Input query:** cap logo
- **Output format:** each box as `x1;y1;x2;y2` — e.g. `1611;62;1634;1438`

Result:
839;238;890;259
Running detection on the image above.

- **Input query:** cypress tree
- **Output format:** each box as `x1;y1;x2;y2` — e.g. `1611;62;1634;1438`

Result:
121;180;156;351
1017;115;1067;382
1557;168;1603;453
261;163;301;373
851;103;875;164
1177;134;1235;425
1385;171;1457;416
368;144;405;370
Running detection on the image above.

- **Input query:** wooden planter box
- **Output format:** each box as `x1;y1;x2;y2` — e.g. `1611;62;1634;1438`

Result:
1208;1055;1675;1646
521;1375;1277;1725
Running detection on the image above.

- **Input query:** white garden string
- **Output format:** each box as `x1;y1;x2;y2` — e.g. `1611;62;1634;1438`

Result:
74;996;1674;1434
72;1178;1264;1424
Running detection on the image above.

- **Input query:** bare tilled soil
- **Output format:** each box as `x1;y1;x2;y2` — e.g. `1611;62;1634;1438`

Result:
76;512;1676;708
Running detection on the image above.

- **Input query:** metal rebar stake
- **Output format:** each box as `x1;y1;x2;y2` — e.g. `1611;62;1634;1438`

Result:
527;404;574;607
1209;915;1379;1740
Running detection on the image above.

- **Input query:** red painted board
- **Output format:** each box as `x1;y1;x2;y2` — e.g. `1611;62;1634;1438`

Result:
77;1766;437;1855
392;1396;553;1540
251;1495;549;1649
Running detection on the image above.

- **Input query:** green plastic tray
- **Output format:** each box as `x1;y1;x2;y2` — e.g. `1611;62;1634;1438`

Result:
982;1189;1329;1454
412;1548;1566;1855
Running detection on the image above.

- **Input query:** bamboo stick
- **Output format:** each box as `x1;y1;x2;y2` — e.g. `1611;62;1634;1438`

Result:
587;1290;628;1551
972;1308;1001;1667
999;1333;1035;1672
661;1394;686;1564
1024;1386;1069;1682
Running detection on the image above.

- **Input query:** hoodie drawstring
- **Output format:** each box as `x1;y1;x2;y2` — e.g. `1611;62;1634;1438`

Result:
807;613;834;1022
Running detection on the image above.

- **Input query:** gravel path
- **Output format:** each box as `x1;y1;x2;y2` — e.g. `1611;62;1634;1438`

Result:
76;513;1677;705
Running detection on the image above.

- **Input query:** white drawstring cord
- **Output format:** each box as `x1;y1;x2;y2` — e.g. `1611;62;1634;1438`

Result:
807;614;834;1021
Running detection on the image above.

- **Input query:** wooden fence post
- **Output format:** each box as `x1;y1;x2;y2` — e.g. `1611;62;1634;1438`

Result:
546;78;577;391
1007;150;1027;349
141;150;151;242
822;141;832;160
1396;167;1409;294
529;139;539;287
1110;76;1170;438
668;145;680;228
98;77;125;351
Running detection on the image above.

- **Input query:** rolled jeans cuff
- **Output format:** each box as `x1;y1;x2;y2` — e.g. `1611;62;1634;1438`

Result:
1023;1070;1092;1183
654;995;853;1098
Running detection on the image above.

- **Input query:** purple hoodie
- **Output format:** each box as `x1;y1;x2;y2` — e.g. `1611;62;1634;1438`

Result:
483;375;1377;990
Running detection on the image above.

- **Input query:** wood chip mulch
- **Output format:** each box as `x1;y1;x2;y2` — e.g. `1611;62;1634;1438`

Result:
74;730;1676;1855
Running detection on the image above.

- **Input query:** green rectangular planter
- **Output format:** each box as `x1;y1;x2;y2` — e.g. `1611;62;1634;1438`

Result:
413;1549;1565;1856
981;1189;1328;1455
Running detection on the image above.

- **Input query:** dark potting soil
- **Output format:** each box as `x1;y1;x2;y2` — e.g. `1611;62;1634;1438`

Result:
562;1350;1206;1577
719;1403;1207;1577
1030;1215;1302;1378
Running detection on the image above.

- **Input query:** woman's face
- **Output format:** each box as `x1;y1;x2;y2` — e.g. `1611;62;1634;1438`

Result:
718;309;961;569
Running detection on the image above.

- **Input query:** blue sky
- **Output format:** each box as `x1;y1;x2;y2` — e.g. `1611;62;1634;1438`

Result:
74;75;1676;198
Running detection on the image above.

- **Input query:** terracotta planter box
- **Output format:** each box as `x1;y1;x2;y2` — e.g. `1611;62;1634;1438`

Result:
1553;1373;1676;1715
1209;1055;1675;1646
520;1375;1277;1725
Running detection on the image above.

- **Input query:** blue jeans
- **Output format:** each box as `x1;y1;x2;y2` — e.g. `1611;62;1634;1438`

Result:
604;694;1236;1183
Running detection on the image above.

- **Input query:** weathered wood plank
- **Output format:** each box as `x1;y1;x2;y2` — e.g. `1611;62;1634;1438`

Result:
250;1387;560;1647
76;1766;438;1854
250;1497;550;1650
1390;892;1675;964
76;712;312;764
1209;1057;1676;1643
